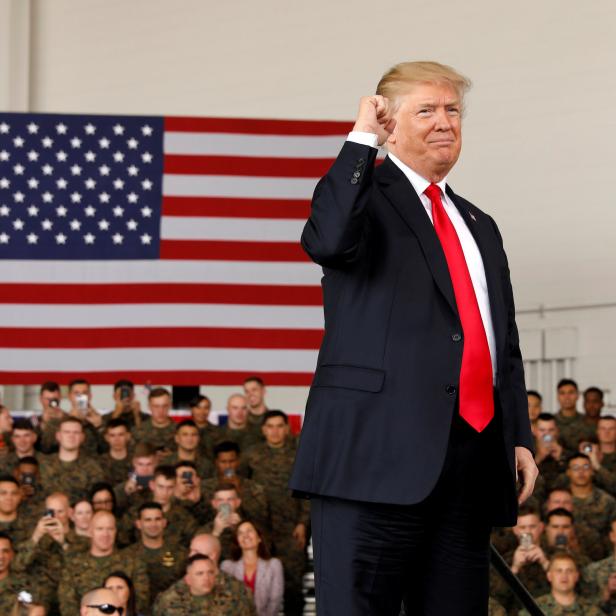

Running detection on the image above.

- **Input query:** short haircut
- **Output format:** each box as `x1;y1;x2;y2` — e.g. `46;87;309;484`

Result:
132;442;157;459
546;508;574;524
584;386;604;399
548;551;577;570
536;413;556;423
104;418;130;432
567;453;591;466
213;482;239;497
153;465;176;481
599;415;616;423
0;475;20;487
113;379;134;392
214;441;240;457
138;501;163;516
11;418;35;432
17;455;38;467
176;419;198;433
262;409;288;425
40;381;60;394
189;394;211;408
517;503;540;519
58;415;84;429
89;482;116;508
527;390;542;401
174;461;198;472
68;378;90;391
0;531;13;548
148;387;170;401
557;378;578;391
376;61;471;110
186;553;211;571
243;376;265;387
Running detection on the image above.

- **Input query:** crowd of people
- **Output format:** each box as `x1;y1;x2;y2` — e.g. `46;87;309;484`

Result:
490;379;616;615
0;376;306;616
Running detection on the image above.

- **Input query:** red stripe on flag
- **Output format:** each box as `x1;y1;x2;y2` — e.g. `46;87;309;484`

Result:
0;283;322;305
164;116;353;135
0;370;314;386
164;154;333;178
0;327;323;349
160;240;308;262
162;196;311;219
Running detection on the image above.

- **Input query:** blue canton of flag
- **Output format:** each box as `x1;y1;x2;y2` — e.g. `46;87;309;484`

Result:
0;113;164;259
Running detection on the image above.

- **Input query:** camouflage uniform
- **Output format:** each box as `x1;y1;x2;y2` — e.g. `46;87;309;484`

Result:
152;572;256;616
99;450;133;487
16;490;47;532
197;422;221;460
132;418;176;452
38;415;102;456
537;448;573;494
215;426;263;458
162;451;215;480
0;572;41;614
123;539;187;606
101;408;148;432
58;548;149;615
583;554;616;613
488;597;507;616
518;593;603;615
554;411;596;453
572;487;616;557
39;453;105;502
602;452;616;474
0;450;47;476
246;442;309;616
0;516;34;546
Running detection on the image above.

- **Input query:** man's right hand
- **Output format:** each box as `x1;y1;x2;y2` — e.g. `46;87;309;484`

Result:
352;96;396;146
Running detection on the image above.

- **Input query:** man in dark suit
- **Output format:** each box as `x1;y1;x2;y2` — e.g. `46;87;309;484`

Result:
290;61;538;615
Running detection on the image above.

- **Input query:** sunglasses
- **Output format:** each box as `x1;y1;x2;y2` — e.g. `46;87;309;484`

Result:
87;605;124;615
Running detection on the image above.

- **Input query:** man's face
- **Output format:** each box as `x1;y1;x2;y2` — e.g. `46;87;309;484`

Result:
189;535;221;564
113;385;134;403
243;381;265;409
535;420;558;441
149;394;171;424
137;508;167;540
513;513;544;543
191;399;211;425
545;515;574;546
545;491;573;512
0;482;21;515
566;458;593;487
11;428;37;455
90;512;116;552
584;392;604;419
211;489;240;513
69;383;91;405
14;462;39;487
387;82;462;179
215;451;239;476
547;558;579;593
46;494;71;527
262;417;289;447
150;475;175;506
557;385;579;412
40;389;61;411
56;421;85;452
597;420;616;446
175;426;199;452
226;395;248;427
527;395;542;422
104;426;130;450
186;558;217;596
133;455;155;477
0;538;13;574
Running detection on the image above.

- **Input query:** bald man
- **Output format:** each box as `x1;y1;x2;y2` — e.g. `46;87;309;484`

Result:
216;394;263;454
59;510;149;615
80;587;123;615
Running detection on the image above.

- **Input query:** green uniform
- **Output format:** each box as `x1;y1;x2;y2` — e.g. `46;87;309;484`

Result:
216;425;263;458
519;593;603;615
152;572;256;616
584;554;616;613
602;452;616;474
0;572;41;614
246;442;309;616
162;451;215;480
0;515;34;546
102;408;148;432
39;453;105;502
488;597;506;616
0;450;47;476
99;451;133;487
132;418;176;452
197;422;221;460
572;487;616;557
124;539;187;606
554;411;596;453
58;548;149;615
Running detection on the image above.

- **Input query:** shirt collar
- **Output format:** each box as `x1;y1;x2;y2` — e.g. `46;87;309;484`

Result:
387;152;448;198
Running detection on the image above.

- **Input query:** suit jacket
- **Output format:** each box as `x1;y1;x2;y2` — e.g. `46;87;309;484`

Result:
289;141;534;526
220;557;284;616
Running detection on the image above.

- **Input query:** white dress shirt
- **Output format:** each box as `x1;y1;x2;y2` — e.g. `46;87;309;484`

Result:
347;132;497;381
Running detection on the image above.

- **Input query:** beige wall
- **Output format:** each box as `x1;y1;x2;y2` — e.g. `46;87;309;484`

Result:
4;0;616;411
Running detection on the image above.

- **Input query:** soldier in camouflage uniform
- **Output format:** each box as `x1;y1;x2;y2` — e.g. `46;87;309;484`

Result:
488;597;506;616
534;414;573;493
190;394;220;460
245;410;308;616
103;379;149;432
0;419;45;477
39;416;105;503
162;420;215;479
13;457;47;531
0;476;33;545
123;502;187;607
216;394;263;458
58;510;149;615
519;553;603;615
131;387;177;456
153;553;256;616
554;379;595;453
583;517;616;614
66;379;107;455
597;416;616;473
112;442;157;514
36;381;65;454
99;418;134;487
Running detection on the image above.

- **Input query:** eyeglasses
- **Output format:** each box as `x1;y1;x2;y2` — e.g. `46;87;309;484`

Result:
87;605;124;615
570;464;591;471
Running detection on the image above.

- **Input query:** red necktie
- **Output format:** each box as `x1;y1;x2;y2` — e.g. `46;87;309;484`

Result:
424;183;494;432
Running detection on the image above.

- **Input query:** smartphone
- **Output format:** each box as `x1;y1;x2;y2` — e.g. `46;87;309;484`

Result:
223;468;236;479
76;394;88;412
583;444;593;454
21;473;35;486
120;385;132;401
44;508;55;518
136;474;153;489
519;533;533;549
49;399;59;408
555;534;568;548
181;470;194;485
218;502;232;518
542;434;554;444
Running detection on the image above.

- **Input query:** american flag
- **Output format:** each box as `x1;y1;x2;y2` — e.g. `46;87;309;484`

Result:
0;112;353;386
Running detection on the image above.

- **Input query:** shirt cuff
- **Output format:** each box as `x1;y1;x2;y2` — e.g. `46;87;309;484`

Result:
347;131;379;149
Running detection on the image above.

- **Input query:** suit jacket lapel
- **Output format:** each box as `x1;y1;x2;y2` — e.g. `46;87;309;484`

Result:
376;158;458;317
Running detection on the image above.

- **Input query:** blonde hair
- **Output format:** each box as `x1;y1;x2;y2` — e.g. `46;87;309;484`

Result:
376;61;471;109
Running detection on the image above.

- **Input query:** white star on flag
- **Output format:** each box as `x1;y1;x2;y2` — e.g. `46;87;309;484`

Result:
113;206;124;217
41;219;53;230
55;233;67;244
42;192;53;203
70;137;82;148
56;151;68;162
141;125;153;136
69;219;82;231
140;233;152;244
41;136;53;148
56;206;68;217
55;123;68;134
98;219;110;231
13;137;25;147
13;219;25;230
0;123;10;134
84;205;96;217
0;232;9;244
112;233;124;245
27;123;39;134
27;205;39;216
84;123;96;135
28;151;39;161
27;233;39;244
84;233;95;244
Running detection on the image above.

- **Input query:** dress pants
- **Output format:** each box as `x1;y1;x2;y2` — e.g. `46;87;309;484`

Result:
310;402;511;616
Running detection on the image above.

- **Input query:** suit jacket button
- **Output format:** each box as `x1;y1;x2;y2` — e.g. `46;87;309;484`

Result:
353;171;361;178
357;158;365;164
350;177;358;184
452;333;462;342
445;385;456;395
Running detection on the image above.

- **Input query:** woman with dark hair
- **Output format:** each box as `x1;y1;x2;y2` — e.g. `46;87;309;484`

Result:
90;482;118;515
221;521;284;616
104;570;140;616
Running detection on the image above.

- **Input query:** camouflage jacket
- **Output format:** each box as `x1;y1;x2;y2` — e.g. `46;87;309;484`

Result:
39;452;105;502
132;418;176;452
519;593;603;615
554;411;596;453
